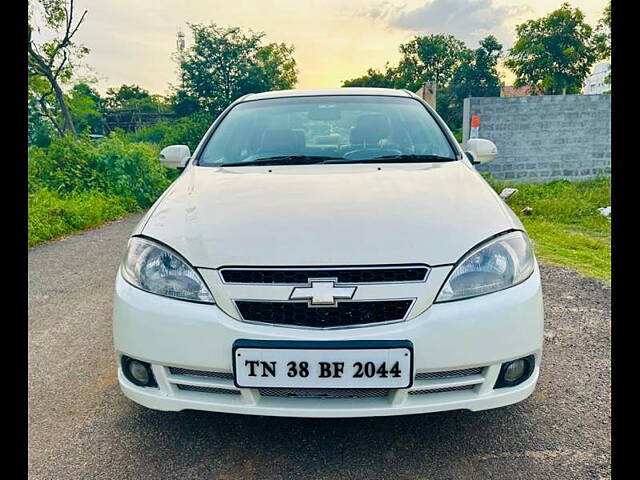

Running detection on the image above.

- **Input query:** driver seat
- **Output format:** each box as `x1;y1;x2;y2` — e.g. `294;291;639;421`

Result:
349;114;391;147
259;129;304;154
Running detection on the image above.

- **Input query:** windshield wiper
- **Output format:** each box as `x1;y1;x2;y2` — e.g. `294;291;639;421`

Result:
218;155;344;167
217;154;455;167
323;154;456;164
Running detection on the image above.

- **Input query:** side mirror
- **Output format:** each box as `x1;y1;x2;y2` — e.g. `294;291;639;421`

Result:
464;138;497;165
159;145;191;170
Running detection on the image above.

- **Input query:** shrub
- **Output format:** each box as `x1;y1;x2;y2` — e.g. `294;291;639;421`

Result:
28;133;175;246
29;133;172;208
129;111;215;151
28;189;128;247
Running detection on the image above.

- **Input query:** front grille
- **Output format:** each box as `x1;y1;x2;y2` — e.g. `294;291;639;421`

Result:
220;266;429;284
176;384;240;395
168;367;233;380
415;367;483;380
408;385;475;395
236;299;413;328
258;388;390;399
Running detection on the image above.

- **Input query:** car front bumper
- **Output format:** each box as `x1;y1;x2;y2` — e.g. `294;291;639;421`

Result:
113;266;544;418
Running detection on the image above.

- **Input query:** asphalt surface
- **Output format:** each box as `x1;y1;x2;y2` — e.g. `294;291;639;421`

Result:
28;213;611;479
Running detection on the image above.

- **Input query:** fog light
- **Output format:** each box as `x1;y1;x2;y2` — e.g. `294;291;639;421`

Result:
129;361;150;383
503;359;526;382
121;356;157;387
495;355;534;389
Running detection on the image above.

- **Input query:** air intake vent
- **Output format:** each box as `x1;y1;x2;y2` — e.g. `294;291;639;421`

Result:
236;299;413;328
220;266;429;284
176;384;240;395
258;388;390;399
414;367;483;380
408;385;475;395
168;367;233;380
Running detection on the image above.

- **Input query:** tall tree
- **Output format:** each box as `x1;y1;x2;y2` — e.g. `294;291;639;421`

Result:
342;65;399;88
104;84;167;112
252;43;298;92
28;95;56;147
595;1;611;87
28;0;88;137
67;83;104;134
396;34;470;91
102;84;171;132
175;24;298;114
450;36;502;99
595;1;611;60
505;3;597;95
440;36;503;130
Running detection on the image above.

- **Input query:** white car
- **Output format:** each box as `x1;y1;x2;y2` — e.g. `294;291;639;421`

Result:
113;88;543;418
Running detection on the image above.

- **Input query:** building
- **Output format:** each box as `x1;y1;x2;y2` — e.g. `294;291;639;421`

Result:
583;62;611;95
500;85;533;97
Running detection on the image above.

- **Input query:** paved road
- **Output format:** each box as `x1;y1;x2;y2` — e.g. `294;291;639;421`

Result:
28;214;611;479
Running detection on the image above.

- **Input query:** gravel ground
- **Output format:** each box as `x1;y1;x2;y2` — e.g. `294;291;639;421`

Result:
28;214;611;479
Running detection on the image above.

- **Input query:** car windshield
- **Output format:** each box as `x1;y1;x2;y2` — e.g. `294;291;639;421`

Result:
197;95;457;166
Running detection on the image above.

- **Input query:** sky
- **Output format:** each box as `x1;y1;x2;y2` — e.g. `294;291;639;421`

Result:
42;0;609;95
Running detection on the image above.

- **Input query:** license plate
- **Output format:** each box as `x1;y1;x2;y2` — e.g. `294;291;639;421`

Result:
232;340;413;389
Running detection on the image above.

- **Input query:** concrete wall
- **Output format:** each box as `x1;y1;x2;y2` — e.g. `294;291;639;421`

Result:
462;94;610;182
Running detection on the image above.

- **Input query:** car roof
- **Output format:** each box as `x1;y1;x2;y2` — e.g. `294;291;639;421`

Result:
241;87;415;102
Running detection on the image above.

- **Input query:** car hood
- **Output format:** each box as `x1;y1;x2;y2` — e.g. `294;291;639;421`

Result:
138;162;521;267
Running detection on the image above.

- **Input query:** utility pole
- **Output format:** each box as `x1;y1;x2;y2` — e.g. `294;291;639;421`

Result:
415;82;437;110
176;28;187;88
176;29;185;54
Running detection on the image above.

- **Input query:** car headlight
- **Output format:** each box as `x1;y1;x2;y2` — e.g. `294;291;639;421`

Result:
121;236;214;303
436;230;535;302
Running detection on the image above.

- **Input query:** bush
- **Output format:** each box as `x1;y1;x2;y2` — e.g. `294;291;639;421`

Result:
29;133;172;208
28;189;128;246
128;111;215;151
28;133;175;247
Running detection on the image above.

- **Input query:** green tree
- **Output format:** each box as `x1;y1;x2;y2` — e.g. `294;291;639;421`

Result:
175;24;298;114
440;36;503;129
505;3;598;95
450;36;502;99
342;65;399;88
28;0;89;137
104;84;167;112
595;1;611;60
252;42;298;92
28;97;56;147
29;74;57;146
67;83;105;134
102;84;171;133
168;90;200;117
396;34;470;91
595;1;611;87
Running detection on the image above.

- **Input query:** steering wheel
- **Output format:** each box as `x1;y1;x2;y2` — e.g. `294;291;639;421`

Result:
342;147;403;161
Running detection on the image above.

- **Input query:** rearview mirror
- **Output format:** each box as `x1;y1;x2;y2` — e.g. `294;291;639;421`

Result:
308;106;341;121
464;138;497;165
159;145;191;170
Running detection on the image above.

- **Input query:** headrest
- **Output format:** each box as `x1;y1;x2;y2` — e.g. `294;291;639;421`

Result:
260;129;303;153
292;129;306;148
350;114;391;145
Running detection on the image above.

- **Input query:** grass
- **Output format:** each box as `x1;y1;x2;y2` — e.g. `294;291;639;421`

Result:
28;189;132;247
486;177;611;283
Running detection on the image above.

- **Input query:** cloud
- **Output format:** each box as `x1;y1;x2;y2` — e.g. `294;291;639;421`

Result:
364;0;531;48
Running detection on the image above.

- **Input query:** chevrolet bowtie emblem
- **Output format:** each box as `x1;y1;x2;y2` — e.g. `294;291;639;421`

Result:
290;280;356;306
